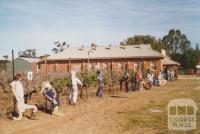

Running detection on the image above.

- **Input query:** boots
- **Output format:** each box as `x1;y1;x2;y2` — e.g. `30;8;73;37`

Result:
52;106;65;117
13;113;22;121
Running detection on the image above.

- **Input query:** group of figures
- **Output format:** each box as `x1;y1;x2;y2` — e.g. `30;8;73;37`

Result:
119;68;178;92
10;67;177;121
10;70;105;120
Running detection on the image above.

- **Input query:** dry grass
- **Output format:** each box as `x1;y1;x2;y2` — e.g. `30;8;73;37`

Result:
0;75;200;134
118;77;200;134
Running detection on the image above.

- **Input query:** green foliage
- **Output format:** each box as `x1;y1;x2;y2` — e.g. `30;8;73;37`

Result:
121;35;164;52
171;43;200;70
85;72;97;87
162;29;191;55
121;30;200;70
50;77;70;93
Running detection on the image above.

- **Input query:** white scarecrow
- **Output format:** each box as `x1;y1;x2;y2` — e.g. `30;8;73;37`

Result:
11;74;38;120
69;70;83;105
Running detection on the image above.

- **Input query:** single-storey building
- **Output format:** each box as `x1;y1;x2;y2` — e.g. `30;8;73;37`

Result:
7;57;41;74
161;49;180;68
37;45;164;74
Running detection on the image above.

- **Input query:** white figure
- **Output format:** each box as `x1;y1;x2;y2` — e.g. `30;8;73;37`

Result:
11;74;38;120
69;71;83;105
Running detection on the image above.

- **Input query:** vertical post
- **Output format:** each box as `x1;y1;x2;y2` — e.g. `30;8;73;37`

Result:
111;61;114;96
86;52;90;99
12;49;15;79
27;80;30;104
45;54;47;80
142;56;144;78
69;57;71;72
87;52;90;71
12;49;16;115
109;61;113;94
68;57;70;73
44;54;48;111
142;56;144;71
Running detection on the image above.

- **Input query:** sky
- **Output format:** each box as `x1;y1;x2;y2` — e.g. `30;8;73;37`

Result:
0;0;200;59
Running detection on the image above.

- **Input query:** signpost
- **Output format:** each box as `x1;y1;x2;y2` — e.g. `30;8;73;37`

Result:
27;71;33;81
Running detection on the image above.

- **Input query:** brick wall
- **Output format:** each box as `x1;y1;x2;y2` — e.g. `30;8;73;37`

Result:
37;58;162;74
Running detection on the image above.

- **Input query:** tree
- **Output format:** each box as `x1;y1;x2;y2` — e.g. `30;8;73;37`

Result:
3;55;8;60
52;41;66;54
120;35;164;52
162;29;191;55
18;49;36;58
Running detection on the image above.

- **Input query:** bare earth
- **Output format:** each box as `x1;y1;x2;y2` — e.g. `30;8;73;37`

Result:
0;75;200;134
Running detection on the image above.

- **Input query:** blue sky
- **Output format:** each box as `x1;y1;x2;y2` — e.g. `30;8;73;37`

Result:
0;0;200;58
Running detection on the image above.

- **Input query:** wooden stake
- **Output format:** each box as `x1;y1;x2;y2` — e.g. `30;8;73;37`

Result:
12;49;16;115
45;54;47;80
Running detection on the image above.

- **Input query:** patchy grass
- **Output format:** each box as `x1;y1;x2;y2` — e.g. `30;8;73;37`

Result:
119;78;200;134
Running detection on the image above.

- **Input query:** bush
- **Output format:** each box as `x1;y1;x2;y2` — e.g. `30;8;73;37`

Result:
85;72;97;87
50;77;70;93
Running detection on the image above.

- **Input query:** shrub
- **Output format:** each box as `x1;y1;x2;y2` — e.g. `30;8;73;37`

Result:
50;77;70;93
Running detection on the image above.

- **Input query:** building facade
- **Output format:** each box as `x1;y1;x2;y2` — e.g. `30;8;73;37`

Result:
37;45;164;75
7;57;41;74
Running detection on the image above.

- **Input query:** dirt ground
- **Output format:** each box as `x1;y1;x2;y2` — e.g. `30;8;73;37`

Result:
0;75;200;134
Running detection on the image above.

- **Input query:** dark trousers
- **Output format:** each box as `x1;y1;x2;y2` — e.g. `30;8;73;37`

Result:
133;80;140;91
96;86;103;97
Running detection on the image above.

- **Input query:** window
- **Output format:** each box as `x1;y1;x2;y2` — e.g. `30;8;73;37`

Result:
88;63;92;71
118;62;123;70
95;64;100;70
134;62;139;71
72;64;82;72
91;63;96;70
103;63;108;70
53;63;58;72
37;64;41;70
150;62;156;71
37;64;41;73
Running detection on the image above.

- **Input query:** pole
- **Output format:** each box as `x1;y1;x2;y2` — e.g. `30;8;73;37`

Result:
44;54;48;110
12;50;15;79
69;57;71;72
12;49;16;115
88;52;90;71
111;62;114;96
85;66;88;100
68;57;70;73
86;52;90;99
45;54;47;80
27;80;30;104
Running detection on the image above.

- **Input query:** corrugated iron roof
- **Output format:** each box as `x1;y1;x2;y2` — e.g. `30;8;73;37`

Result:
18;57;41;63
47;44;164;61
163;56;180;66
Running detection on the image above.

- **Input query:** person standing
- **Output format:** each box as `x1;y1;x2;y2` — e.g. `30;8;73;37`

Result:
69;70;83;105
11;74;38;120
135;70;142;91
96;70;104;97
123;72;129;92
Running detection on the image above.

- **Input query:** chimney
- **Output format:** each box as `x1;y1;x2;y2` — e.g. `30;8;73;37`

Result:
78;45;84;51
91;43;97;50
120;44;126;49
109;44;112;49
161;49;166;56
